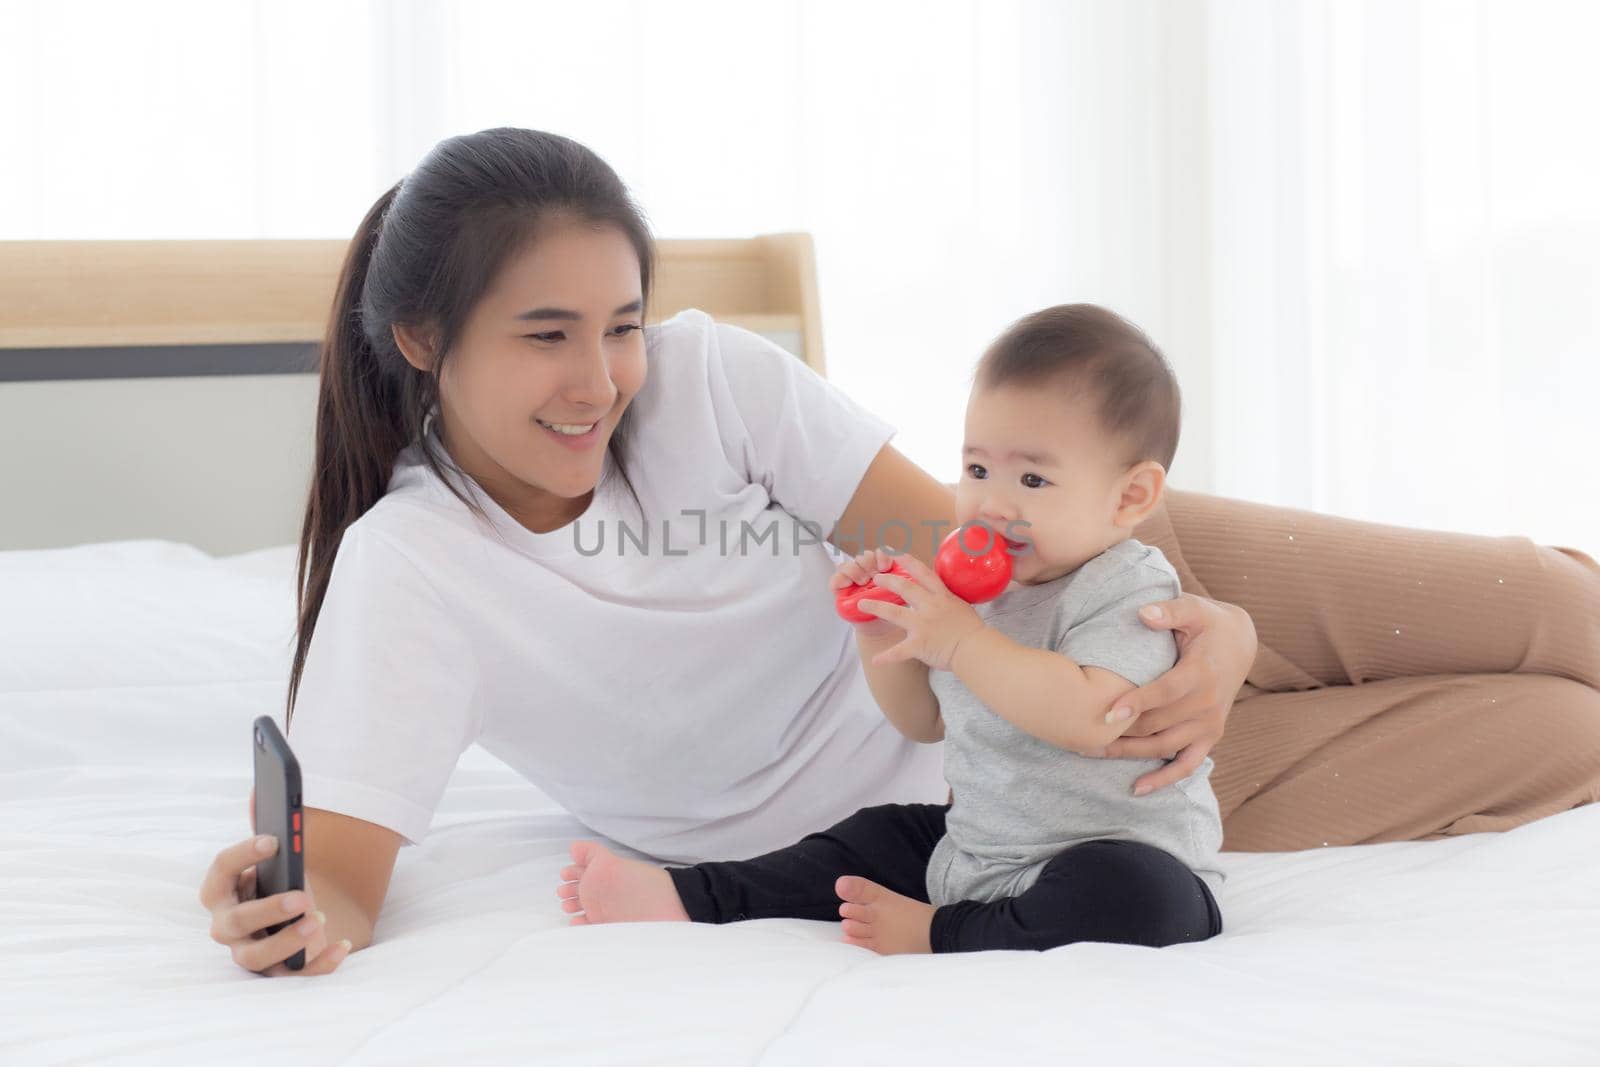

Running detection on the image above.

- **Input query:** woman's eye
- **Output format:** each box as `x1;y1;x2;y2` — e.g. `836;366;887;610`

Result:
1021;472;1048;489
525;331;564;344
967;464;987;480
610;323;643;337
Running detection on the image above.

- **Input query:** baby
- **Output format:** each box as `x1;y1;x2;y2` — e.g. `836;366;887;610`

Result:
556;303;1226;954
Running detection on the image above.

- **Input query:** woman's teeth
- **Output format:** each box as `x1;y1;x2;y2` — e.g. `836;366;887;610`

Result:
538;419;597;436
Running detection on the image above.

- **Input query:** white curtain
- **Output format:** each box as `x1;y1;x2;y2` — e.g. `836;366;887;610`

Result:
3;0;1595;552
1206;0;1600;551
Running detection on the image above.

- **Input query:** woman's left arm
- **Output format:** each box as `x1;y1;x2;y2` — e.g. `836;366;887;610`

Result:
1096;595;1258;796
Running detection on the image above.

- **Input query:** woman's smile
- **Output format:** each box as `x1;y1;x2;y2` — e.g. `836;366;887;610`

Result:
536;416;603;449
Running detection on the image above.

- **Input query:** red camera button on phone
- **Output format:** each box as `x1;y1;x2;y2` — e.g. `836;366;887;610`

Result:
292;811;301;832
292;833;301;853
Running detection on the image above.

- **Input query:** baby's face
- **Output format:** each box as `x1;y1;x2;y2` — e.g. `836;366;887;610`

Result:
956;383;1147;585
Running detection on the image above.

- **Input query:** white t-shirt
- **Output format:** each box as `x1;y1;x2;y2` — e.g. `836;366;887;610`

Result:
287;308;948;862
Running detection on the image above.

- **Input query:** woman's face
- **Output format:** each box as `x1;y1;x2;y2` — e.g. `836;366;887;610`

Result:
414;218;648;532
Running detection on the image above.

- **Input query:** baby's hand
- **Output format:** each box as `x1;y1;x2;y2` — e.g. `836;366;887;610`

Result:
831;548;903;640
856;553;985;672
829;547;899;593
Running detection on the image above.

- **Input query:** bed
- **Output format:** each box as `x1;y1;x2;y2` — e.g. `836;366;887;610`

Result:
3;537;1598;1065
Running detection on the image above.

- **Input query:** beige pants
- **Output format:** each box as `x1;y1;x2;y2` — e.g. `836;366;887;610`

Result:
1133;490;1600;851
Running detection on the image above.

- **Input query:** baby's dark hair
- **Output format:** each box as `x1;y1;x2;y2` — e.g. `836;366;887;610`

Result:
974;304;1181;472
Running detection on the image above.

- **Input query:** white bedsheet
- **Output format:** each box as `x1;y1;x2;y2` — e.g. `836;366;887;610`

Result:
2;540;1597;1066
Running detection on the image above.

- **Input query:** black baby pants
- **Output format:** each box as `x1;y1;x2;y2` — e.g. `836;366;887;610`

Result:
667;802;1223;953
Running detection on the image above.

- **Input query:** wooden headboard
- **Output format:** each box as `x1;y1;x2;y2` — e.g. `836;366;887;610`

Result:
0;235;825;554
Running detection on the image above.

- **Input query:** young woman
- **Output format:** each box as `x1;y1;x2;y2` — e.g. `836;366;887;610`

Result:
198;128;1600;978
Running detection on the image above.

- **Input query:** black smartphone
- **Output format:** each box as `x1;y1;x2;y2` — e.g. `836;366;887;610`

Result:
252;714;306;971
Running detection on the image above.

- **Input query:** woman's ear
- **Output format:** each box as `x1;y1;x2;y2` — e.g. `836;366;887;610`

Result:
1113;461;1167;529
391;322;438;373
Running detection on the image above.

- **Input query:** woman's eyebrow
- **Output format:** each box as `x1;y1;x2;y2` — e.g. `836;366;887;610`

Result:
516;299;643;321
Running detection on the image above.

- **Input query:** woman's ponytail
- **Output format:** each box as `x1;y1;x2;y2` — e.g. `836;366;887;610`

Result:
286;184;409;724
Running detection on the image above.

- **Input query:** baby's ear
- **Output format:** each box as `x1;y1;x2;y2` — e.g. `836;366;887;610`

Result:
1115;462;1167;527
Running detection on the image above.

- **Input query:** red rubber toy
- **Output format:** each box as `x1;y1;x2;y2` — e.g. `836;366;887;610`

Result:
935;523;1016;603
834;525;1016;623
835;560;915;623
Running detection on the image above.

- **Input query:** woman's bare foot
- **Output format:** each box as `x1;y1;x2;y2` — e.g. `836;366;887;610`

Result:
835;875;934;954
556;840;691;926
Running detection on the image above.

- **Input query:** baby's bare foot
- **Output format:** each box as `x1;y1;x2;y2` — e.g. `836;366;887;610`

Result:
835;875;934;955
556;840;690;926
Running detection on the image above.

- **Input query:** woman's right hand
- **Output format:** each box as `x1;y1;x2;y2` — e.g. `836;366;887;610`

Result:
198;793;351;977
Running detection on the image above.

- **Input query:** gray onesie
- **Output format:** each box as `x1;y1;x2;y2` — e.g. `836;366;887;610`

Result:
926;537;1227;906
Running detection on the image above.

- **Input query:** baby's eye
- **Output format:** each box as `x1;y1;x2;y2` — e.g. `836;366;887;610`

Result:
1021;472;1049;489
966;464;988;480
525;331;565;344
